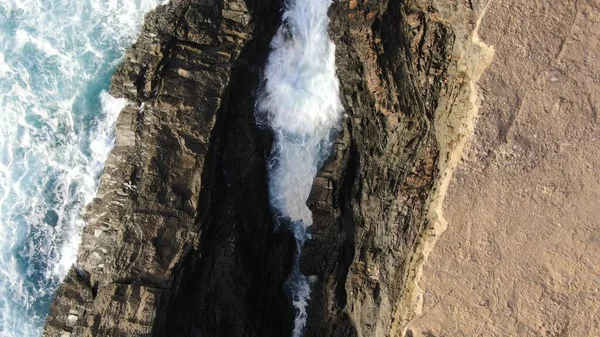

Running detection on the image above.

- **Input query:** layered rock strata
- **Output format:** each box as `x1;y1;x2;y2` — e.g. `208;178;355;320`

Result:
43;0;491;336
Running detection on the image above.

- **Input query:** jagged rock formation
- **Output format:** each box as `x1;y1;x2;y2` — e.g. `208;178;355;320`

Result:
43;0;489;336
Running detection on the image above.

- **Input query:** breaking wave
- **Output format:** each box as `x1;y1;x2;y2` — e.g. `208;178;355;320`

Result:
256;0;343;334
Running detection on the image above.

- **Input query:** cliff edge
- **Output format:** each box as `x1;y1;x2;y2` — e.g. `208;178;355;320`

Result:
409;0;600;335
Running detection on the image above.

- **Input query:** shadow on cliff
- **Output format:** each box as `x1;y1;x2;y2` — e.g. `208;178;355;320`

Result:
151;0;300;335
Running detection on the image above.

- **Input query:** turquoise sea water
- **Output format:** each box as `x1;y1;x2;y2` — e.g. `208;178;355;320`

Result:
0;0;162;335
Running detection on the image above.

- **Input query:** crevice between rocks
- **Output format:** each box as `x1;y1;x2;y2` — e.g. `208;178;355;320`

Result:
334;122;359;310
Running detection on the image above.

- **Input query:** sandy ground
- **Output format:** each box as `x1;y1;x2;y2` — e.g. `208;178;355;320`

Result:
407;0;600;336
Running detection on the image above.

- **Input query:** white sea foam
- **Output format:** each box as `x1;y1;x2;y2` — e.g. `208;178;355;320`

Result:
0;0;161;335
257;0;343;227
257;0;343;335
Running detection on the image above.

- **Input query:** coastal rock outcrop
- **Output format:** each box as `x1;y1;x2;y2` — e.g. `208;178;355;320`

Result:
43;0;490;336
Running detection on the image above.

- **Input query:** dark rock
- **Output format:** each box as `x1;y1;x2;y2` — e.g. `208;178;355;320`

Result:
43;0;486;336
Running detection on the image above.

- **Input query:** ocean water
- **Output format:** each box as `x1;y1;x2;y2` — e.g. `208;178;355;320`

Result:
0;0;163;335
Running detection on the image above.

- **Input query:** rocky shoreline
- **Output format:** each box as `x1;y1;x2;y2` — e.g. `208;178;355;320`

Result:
42;0;490;336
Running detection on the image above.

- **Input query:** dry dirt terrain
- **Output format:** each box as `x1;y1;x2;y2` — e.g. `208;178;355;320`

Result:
408;0;600;336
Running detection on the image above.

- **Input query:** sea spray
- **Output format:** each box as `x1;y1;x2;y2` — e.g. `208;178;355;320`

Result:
256;0;343;334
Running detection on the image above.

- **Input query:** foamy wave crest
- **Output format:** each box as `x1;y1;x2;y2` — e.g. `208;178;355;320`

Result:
257;0;343;334
0;0;161;335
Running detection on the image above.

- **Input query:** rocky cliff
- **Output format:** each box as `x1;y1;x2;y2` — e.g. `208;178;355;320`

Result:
43;0;491;336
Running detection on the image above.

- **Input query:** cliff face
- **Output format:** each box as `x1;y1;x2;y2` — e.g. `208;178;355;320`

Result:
43;0;488;336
